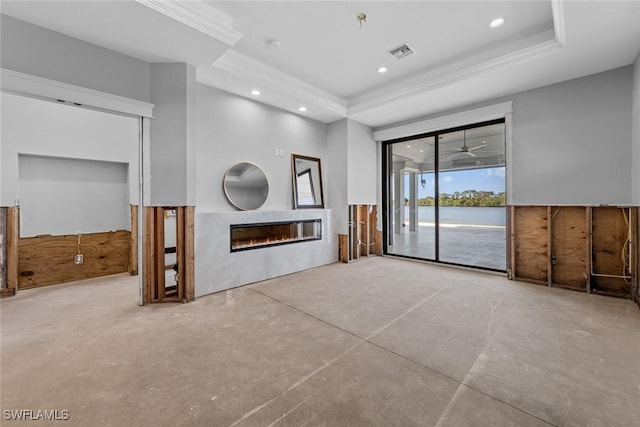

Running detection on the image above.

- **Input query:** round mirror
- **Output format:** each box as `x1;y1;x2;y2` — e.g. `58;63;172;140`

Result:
223;162;269;210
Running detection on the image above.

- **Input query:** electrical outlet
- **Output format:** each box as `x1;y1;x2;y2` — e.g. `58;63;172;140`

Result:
75;254;84;265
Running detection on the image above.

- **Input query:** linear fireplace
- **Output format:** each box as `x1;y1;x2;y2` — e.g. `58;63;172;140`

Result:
230;219;322;252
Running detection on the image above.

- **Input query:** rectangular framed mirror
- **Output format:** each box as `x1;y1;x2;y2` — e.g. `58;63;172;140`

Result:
291;154;324;209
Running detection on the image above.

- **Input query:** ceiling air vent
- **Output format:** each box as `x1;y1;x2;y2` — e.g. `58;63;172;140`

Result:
388;43;415;60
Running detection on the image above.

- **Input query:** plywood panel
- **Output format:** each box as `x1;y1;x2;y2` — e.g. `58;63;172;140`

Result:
591;207;630;297
551;207;587;290
18;230;130;289
513;206;548;283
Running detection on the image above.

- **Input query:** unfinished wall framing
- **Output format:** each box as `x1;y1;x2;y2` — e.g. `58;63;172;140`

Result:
142;206;194;303
1;205;141;293
17;230;130;289
510;205;637;299
340;205;381;263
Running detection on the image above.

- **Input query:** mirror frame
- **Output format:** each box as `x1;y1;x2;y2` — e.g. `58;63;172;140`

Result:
223;162;269;211
291;154;324;209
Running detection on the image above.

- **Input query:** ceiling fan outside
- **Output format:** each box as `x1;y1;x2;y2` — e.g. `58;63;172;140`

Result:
447;130;486;159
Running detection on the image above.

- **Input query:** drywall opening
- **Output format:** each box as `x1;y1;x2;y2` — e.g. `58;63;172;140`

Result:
18;155;130;237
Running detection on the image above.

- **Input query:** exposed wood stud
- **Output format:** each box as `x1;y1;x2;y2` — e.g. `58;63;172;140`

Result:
129;204;138;275
338;234;348;263
508;205;516;279
586;207;592;293
143;207;155;303
547;206;553;287
6;207;19;290
176;207;185;301
155;208;166;301
184;206;195;301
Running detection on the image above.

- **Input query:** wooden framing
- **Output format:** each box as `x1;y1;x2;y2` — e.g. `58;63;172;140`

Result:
633;207;640;305
184;207;195;301
129;205;138;275
338;234;349;263
18;231;130;289
342;205;380;263
513;206;548;284
591;207;631;297
510;205;638;300
142;206;195;304
6;207;19;291
551;207;587;291
143;207;155;303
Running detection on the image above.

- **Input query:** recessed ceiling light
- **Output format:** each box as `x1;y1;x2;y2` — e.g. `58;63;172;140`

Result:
419;149;424;153
251;89;261;96
489;17;504;28
298;106;307;112
406;145;411;148
377;66;388;74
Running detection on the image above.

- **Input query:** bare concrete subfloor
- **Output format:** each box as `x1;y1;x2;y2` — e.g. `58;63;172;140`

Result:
2;257;639;426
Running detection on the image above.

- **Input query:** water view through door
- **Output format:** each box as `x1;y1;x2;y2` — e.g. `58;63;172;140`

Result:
384;120;506;271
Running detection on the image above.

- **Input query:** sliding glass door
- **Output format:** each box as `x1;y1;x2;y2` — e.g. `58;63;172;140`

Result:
383;120;506;271
387;136;436;260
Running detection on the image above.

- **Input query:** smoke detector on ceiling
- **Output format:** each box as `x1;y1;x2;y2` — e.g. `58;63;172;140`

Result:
388;43;415;60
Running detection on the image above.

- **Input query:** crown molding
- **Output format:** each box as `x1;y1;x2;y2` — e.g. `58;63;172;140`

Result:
1;68;154;118
349;34;564;116
551;0;567;46
349;1;566;117
135;0;242;46
213;51;347;116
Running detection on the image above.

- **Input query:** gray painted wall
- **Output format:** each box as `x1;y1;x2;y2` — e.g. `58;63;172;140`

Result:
327;119;349;234
347;119;377;205
1;92;139;212
0;15;150;102
196;84;328;212
632;52;640;205
149;63;196;206
18;156;129;237
376;66;634;206
510;66;632;205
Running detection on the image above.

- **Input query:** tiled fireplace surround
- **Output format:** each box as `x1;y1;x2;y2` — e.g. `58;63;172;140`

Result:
195;209;336;296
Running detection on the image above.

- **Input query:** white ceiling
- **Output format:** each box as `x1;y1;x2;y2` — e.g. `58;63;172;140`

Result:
2;1;639;128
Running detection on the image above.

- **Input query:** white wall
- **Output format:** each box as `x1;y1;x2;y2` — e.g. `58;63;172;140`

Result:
326;119;348;234
0;15;150;102
18;156;129;237
632;52;640;205
149;63;196;206
1;93;139;212
196;84;328;212
375;66;634;206
347;119;377;205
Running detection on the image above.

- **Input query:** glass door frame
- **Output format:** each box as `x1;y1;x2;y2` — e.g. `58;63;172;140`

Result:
381;118;506;272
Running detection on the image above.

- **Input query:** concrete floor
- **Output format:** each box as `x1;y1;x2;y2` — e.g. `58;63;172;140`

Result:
388;225;507;270
2;257;639;426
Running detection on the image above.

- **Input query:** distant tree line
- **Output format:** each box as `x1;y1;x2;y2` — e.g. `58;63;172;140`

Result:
404;190;505;207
